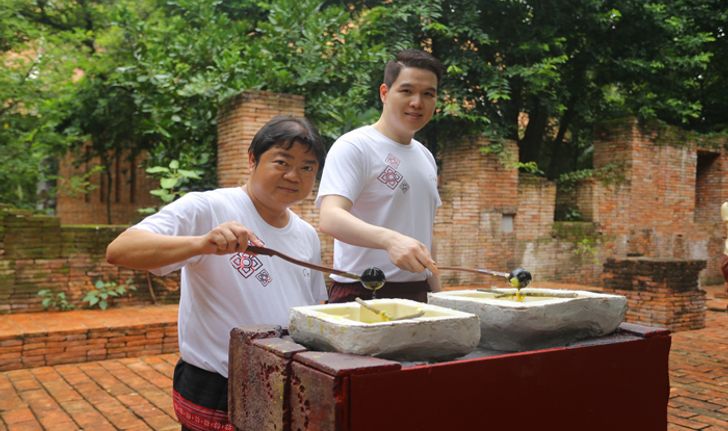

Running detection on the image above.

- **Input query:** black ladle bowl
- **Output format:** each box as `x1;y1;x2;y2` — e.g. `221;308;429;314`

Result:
246;246;387;296
508;268;532;289
440;265;533;289
360;267;386;298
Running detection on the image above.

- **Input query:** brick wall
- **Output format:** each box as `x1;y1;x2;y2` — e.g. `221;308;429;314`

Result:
0;321;178;371
217;91;306;188
516;174;556;241
602;257;707;331
0;208;179;313
581;119;728;283
56;147;159;225
435;137;519;286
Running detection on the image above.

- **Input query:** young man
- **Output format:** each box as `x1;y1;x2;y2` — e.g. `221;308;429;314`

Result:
106;116;327;431
317;49;444;303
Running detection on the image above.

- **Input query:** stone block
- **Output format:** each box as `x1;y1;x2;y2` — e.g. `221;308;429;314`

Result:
430;288;627;351
228;325;287;431
289;299;479;361
289;352;400;431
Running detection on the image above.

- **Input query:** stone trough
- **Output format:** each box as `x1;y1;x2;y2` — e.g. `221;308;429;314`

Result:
288;298;480;361
428;288;627;352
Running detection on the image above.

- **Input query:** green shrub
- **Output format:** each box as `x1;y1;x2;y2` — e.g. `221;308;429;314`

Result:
37;289;75;311
82;278;137;310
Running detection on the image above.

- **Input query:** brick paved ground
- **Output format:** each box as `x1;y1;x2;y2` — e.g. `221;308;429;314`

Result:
0;354;180;431
669;310;728;431
0;297;726;430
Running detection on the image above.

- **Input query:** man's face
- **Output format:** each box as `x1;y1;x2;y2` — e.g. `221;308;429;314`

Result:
380;67;438;137
248;142;319;211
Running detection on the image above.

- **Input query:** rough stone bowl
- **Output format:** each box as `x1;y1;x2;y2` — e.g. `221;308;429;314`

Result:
288;299;480;361
428;288;628;352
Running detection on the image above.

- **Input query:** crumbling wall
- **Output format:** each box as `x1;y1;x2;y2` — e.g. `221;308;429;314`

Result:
0;207;179;313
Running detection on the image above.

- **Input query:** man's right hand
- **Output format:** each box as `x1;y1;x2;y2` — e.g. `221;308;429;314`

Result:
385;232;439;275
202;221;263;255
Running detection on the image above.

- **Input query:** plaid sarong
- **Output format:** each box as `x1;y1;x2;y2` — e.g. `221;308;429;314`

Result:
173;360;233;431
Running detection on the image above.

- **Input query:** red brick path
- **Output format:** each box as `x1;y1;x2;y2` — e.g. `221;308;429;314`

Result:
668;310;728;430
1;309;726;430
0;353;180;430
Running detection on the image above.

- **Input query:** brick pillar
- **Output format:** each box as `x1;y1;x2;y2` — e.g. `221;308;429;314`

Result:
515;174;556;241
216;91;306;188
601;257;706;331
436;137;519;286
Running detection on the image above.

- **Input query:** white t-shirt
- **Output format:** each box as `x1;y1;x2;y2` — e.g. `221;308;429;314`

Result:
133;187;327;377
316;125;441;282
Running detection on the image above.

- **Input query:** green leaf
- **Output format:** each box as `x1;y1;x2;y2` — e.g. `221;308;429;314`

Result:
160;177;178;189
177;169;202;179
146;167;170;174
169;160;180;170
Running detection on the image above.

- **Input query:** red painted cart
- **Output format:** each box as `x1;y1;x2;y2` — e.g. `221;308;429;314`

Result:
229;322;670;431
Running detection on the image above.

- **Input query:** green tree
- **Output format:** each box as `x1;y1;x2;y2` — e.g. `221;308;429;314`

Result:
1;0;726;213
370;0;719;177
0;0;88;208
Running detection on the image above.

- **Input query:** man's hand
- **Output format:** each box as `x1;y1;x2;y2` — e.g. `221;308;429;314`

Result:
202;221;263;255
385;232;440;275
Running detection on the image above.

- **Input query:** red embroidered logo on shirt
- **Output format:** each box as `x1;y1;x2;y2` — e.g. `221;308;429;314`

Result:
231;253;262;278
377;165;403;189
229;240;274;286
399;179;410;193
255;269;272;286
385;153;401;169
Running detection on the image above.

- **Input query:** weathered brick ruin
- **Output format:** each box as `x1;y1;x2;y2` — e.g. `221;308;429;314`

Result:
56;147;159;225
602;257;707;331
5;91;727;332
0;207;179;313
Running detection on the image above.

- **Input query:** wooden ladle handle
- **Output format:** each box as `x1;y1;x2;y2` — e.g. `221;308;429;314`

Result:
246;245;361;280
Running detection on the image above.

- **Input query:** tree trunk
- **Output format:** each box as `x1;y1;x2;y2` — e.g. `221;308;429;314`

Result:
547;97;576;179
519;101;548;164
103;155;113;225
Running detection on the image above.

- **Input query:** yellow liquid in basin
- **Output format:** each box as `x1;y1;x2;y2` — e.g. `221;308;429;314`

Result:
314;303;450;324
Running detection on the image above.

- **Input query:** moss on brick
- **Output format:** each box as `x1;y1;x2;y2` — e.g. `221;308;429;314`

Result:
61;225;125;256
552;222;598;241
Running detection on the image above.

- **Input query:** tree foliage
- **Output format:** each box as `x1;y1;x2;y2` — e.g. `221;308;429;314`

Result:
1;0;726;211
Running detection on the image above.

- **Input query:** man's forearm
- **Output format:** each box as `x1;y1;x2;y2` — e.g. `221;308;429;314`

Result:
106;229;206;271
319;195;438;274
319;204;398;250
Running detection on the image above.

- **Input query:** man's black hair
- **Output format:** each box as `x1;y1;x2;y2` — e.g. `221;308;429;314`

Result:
383;49;444;88
248;116;325;166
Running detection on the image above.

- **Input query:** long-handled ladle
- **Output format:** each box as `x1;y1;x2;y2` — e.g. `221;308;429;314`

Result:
245;246;387;297
354;297;425;321
438;266;532;288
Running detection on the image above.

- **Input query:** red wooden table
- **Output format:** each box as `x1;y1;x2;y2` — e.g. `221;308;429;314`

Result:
229;322;670;431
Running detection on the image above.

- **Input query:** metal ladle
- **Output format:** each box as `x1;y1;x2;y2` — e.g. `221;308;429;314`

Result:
245;246;386;297
438;266;532;289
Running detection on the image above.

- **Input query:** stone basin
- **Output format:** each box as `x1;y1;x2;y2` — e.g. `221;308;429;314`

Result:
288;299;480;361
428;288;627;352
